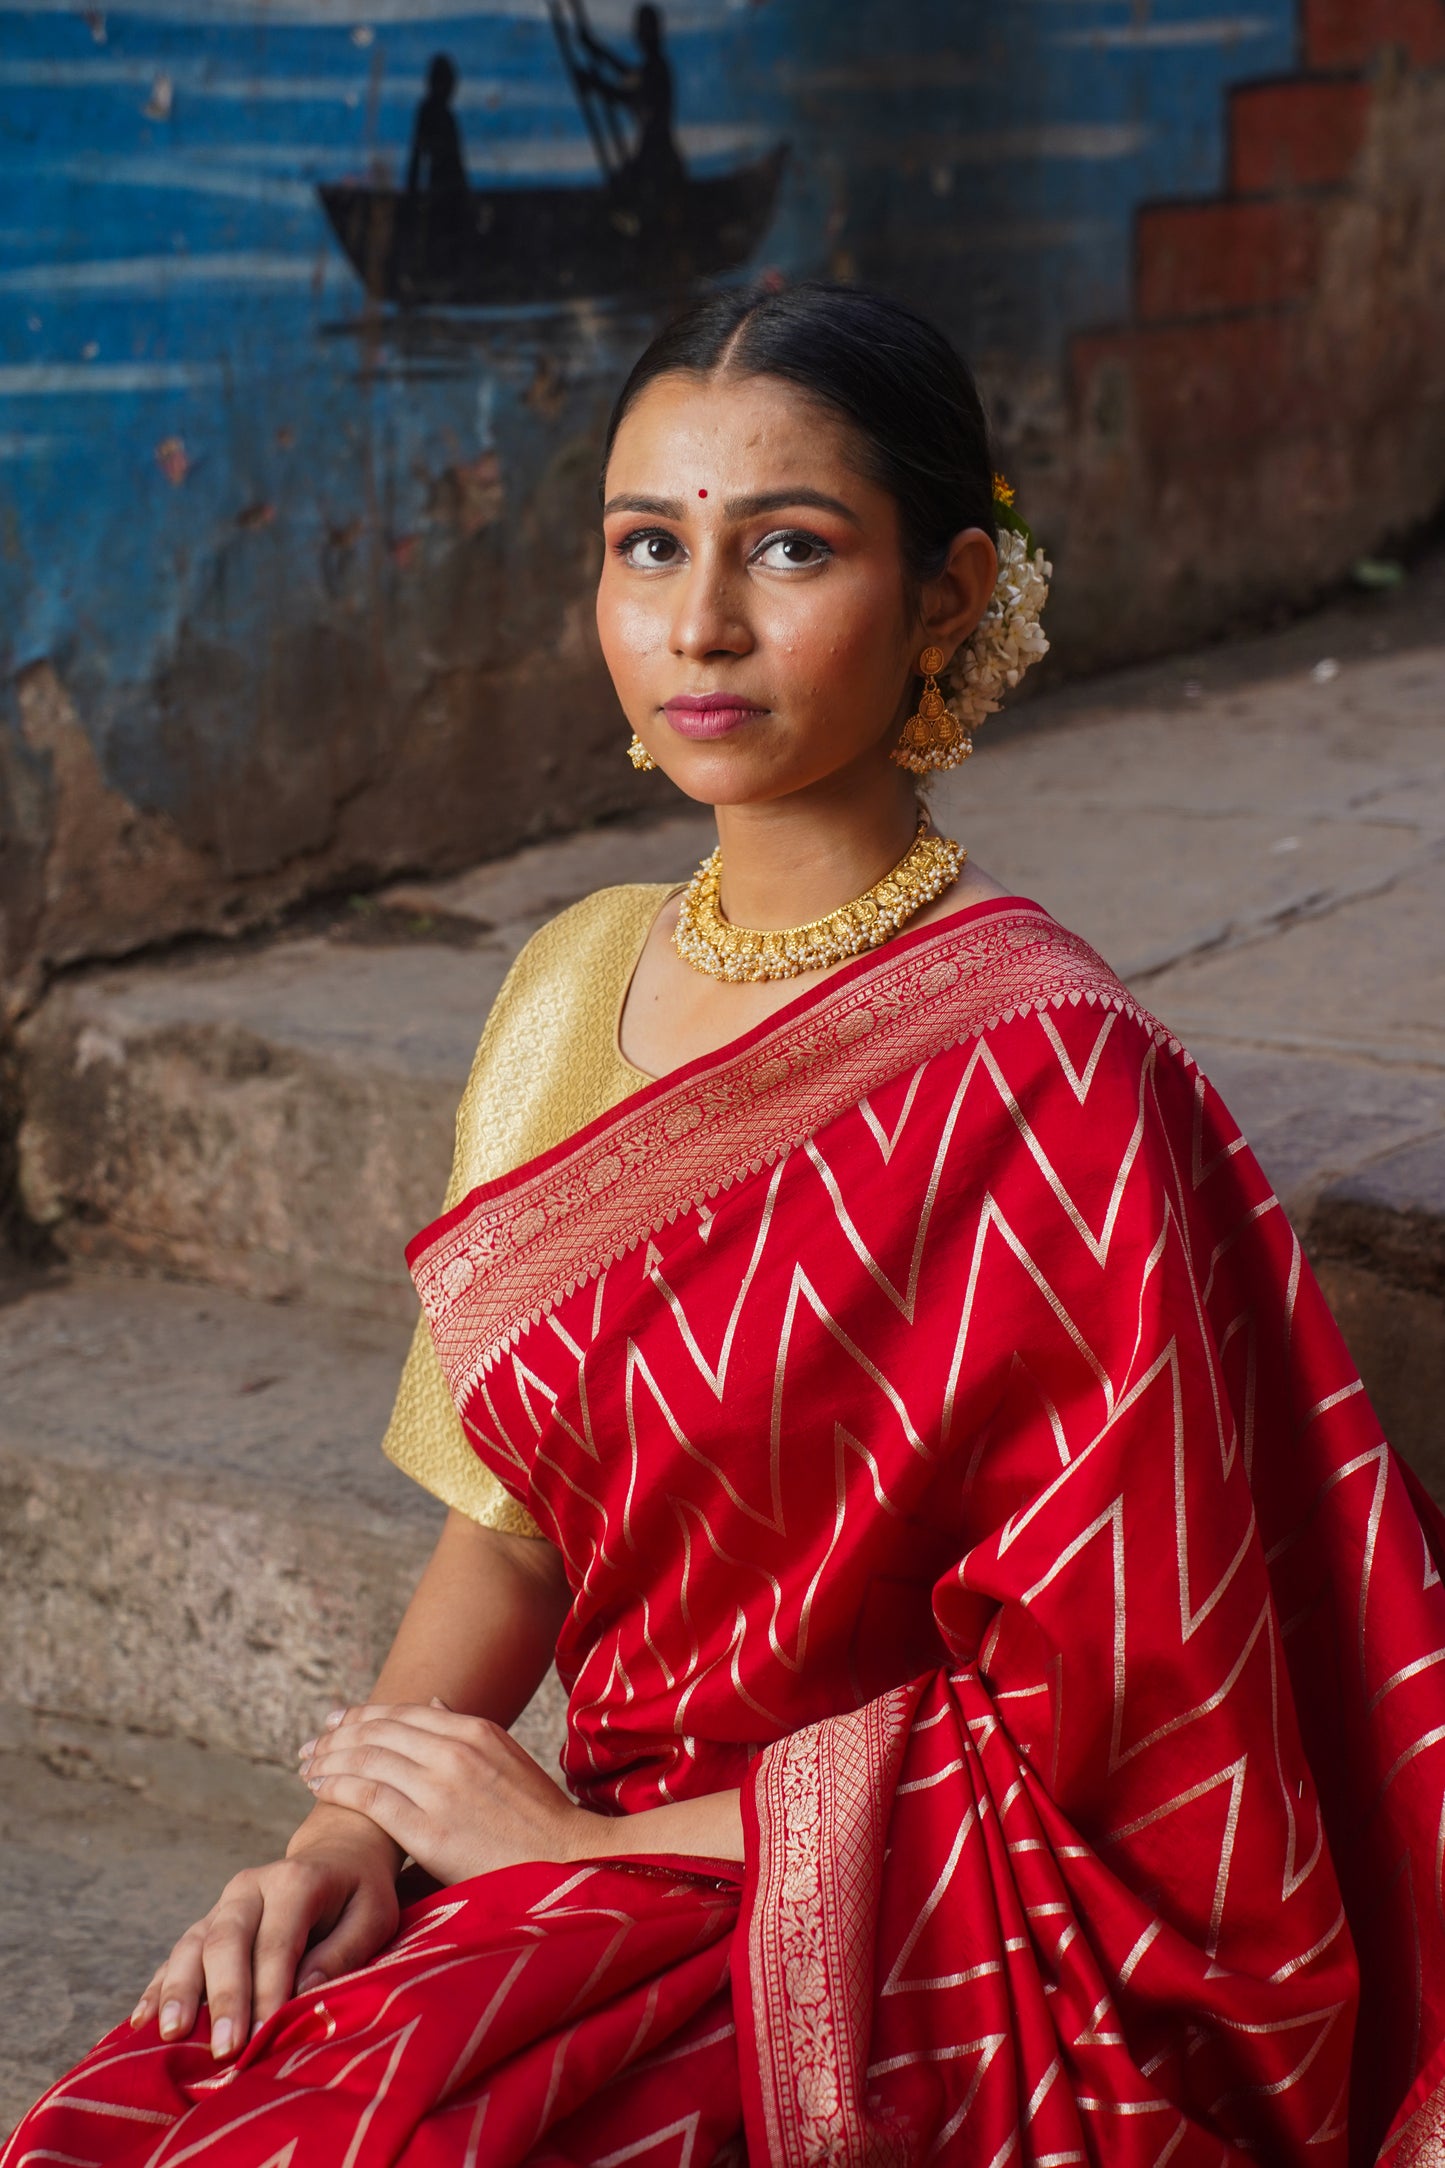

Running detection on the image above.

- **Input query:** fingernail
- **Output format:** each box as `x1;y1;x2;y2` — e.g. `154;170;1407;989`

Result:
324;1709;345;1729
307;1776;323;1792
130;1999;149;2027
160;2000;182;2038
298;1739;316;1759
212;2017;234;2059
297;1970;323;1994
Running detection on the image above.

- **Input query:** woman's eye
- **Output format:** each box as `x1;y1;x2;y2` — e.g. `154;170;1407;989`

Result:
620;531;683;568
755;532;831;570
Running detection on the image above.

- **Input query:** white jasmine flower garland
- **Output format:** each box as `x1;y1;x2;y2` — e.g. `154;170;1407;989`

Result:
943;523;1053;734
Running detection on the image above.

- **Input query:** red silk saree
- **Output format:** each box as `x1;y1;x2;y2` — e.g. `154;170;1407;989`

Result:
11;895;1445;2166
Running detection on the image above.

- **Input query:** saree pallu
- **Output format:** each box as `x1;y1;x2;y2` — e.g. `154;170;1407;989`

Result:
11;896;1445;2167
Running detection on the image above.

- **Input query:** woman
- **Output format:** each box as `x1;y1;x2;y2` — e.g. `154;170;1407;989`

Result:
9;283;1445;2164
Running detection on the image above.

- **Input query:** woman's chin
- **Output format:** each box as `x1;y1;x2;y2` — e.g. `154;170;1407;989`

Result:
648;740;883;810
662;776;811;812
648;747;796;807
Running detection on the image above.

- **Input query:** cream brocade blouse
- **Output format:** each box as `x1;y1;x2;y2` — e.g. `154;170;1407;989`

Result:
381;882;670;1539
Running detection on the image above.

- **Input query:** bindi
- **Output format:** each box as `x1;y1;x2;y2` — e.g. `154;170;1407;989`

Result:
698;488;708;498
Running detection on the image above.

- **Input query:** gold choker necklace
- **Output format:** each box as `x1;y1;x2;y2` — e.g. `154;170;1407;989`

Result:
673;817;965;983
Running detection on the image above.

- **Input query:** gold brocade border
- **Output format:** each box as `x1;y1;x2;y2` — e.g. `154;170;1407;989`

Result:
746;1690;914;2167
1380;2070;1445;2166
411;907;1153;1396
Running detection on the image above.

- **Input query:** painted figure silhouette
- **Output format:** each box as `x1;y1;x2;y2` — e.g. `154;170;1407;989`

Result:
406;55;468;198
573;4;685;195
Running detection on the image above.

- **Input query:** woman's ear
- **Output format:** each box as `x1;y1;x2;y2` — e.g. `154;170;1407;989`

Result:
919;526;998;659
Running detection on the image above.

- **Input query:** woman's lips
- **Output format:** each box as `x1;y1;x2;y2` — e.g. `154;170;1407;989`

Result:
662;695;766;741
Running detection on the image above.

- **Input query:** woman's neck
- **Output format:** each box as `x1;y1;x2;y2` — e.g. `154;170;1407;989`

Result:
710;762;922;932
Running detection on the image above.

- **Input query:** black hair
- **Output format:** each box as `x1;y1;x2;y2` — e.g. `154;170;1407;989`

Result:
600;281;997;584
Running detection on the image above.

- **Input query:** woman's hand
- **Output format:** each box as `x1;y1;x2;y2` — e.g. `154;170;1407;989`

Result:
129;1806;401;2060
301;1700;746;1874
298;1699;593;1883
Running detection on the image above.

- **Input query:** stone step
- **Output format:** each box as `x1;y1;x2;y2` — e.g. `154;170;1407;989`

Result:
16;934;508;1319
0;1706;302;2130
15;812;715;1320
0;1270;566;1768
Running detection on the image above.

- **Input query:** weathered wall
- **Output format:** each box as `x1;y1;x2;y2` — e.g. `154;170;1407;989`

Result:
1;0;1442;1009
1062;3;1445;660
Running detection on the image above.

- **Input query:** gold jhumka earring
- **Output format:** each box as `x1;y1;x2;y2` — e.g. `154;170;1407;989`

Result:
891;645;972;775
626;733;657;771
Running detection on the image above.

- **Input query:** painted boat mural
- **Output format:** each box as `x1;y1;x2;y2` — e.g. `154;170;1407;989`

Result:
320;146;788;307
319;4;788;308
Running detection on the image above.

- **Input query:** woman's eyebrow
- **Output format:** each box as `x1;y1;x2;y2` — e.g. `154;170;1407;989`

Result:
724;488;862;526
603;492;685;518
602;488;862;525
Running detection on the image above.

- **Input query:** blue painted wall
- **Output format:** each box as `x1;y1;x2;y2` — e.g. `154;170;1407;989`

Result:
0;0;1308;984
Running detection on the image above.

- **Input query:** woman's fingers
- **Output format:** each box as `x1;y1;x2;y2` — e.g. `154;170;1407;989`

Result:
150;1917;213;2042
246;1862;335;2035
298;1710;511;1801
129;1958;171;2030
313;1700;477;1744
196;1881;265;2058
132;1843;404;2048
293;1881;400;1998
302;1717;437;1764
300;1768;427;1858
301;1726;447;1796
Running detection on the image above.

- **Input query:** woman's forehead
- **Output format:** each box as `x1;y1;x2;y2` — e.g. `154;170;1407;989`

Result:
606;373;880;498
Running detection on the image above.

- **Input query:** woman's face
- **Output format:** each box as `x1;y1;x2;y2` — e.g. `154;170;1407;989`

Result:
596;370;994;807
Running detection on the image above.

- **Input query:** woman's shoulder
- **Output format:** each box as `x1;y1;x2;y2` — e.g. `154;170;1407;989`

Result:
480;878;678;1079
514;881;674;975
926;896;1236;1175
493;880;675;1046
923;894;1140;1034
918;894;1196;1115
446;884;672;1205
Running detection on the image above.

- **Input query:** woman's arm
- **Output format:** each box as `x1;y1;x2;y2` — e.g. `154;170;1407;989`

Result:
298;1507;744;1868
361;1506;571;1722
572;1788;743;1863
132;1510;570;2055
299;1700;744;1876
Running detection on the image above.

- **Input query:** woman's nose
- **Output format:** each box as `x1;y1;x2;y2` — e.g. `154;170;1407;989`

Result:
668;559;752;660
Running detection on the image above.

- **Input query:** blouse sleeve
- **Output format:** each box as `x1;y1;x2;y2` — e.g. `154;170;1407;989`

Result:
382;1315;543;1535
380;881;671;1538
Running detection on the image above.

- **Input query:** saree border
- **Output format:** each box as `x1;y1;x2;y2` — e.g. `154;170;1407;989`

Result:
1379;2057;1445;2166
410;903;1161;1396
737;1688;916;2168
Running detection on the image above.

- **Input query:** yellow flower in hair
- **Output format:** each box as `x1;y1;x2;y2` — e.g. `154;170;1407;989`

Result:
991;473;1016;508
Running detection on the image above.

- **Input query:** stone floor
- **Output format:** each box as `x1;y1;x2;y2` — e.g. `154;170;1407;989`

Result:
0;1708;299;2133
